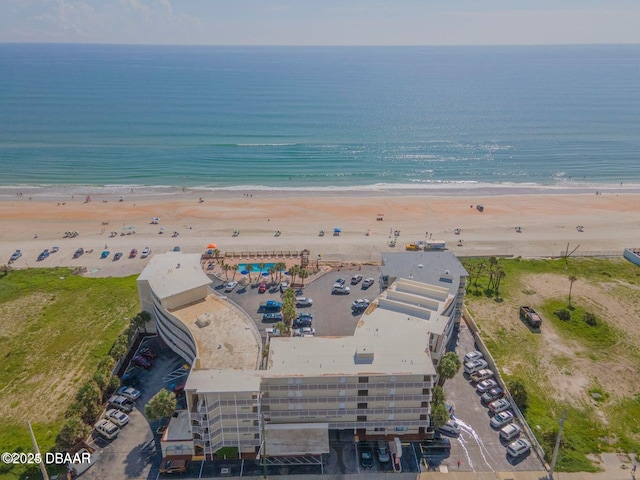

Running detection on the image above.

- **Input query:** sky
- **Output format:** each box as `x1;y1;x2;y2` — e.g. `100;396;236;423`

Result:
1;0;640;46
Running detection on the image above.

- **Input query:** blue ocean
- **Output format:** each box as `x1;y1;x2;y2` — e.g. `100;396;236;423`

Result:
0;43;639;190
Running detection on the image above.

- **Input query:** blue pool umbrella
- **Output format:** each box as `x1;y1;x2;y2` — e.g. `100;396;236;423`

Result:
240;269;249;275
261;272;269;277
333;228;341;233
284;271;290;275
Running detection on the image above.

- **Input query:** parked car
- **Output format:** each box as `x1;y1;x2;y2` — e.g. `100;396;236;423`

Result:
258;282;267;293
489;398;511;415
359;441;374;468
362;277;375;289
99;250;109;259
470;368;495;383
481;387;504;404
351;298;371;312
224;281;238;292
265;327;281;337
292;318;312;329
108;395;134;413
500;423;522;441
94;419;120;440
139;347;157;359
377;440;390;463
335;278;346;285
279;281;289;293
140;247;151;258
420;436;451;452
506;438;532;457
293;327;316;337
10;250;22;262
129;248;137;258
73;248;84;259
116;386;141;401
113;252;122;261
476;379;498;393
262;312;283;323
173;246;180;252
295;296;313;307
350;274;363;285
297;313;314;322
490;410;515;428
159;459;188;474
437;420;461;437
37;249;50;261
132;355;151;369
105;408;130;427
464;350;484;363
464;358;489;374
332;284;350;295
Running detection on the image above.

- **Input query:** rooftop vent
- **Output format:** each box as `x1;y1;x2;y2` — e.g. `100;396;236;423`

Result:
354;346;375;364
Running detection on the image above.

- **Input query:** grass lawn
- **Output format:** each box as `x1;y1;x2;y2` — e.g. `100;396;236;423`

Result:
0;268;139;480
464;257;640;472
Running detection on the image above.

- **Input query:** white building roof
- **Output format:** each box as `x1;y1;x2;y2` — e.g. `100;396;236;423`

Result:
138;253;211;300
186;369;262;394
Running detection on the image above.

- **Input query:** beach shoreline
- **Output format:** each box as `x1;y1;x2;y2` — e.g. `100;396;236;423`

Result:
3;190;639;278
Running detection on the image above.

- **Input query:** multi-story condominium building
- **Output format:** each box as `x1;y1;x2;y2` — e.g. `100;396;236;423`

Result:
137;251;467;461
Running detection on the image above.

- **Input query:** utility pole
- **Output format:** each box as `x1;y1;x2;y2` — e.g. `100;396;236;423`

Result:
26;420;49;480
549;409;568;480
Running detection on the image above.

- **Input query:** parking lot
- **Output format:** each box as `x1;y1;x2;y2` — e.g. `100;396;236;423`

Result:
442;321;546;473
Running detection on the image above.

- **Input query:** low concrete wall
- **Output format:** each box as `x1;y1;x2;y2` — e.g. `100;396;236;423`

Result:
624;248;640;267
462;307;548;469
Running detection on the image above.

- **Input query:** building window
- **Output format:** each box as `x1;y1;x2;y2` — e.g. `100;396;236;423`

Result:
359;376;369;383
358;390;368;397
374;427;385;432
420;414;427;421
340;377;346;384
422;389;430;395
389;401;395;408
390;375;397;383
339;389;346;397
339;402;346;409
388;414;394;421
421;402;429;408
357;415;367;422
389;388;396;396
395;427;408;432
357;402;368;409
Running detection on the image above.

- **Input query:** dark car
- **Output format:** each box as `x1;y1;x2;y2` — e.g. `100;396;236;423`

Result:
292;318;312;328
359;441;374;468
335;278;346;285
113;252;122;261
132;355;151;369
262;312;283;323
72;248;84;259
258;282;267;293
159;459;188;474
129;248;137;258
421;436;451;453
139;347;157;359
297;313;314;322
10;250;22;262
481;387;504;404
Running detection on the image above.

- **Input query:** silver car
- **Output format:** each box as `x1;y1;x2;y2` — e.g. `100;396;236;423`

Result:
437;420;461;437
295;297;313;307
490;410;514;428
507;438;531;457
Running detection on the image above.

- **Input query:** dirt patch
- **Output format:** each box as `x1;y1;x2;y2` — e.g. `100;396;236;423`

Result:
469;272;640;407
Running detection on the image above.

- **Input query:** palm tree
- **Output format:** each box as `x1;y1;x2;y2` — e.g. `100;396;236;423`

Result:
437;352;462;386
222;264;231;280
246;263;254;284
145;389;177;423
257;263;266;285
231;264;239;281
494;266;506;298
288;265;300;285
473;260;485;289
568;275;577;306
299;269;309;287
212;249;220;262
268;265;277;285
275;262;286;282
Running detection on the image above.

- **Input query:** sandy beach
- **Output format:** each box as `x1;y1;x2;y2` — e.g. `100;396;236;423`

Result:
2;188;639;277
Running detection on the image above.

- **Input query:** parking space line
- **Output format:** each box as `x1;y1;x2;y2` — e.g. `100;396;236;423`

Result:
355;443;360;474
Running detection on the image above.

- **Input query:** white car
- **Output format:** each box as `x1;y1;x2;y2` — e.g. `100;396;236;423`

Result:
140;247;151;258
362;277;375;289
352;298;371;311
332;284;350;295
350;274;363;285
105;408;130;427
489;398;511;414
490;410;515;428
224;281;238;292
296;297;313;307
437;420;461;437
464;350;483;363
507;438;531;457
464;358;488;374
116;386;141;401
500;423;521;441
94;419;120;440
476;379;498;393
293;327;316;337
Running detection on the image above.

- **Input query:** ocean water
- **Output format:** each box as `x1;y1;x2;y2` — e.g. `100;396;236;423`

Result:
0;43;639;191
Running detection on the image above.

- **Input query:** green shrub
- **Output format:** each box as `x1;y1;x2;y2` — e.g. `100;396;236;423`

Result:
555;309;571;321
583;312;597;326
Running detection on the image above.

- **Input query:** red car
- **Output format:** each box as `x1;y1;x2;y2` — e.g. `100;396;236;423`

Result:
129;249;137;259
258;282;267;293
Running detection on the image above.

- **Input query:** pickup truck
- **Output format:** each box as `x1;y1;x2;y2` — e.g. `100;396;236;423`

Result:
520;305;542;328
470;368;494;383
259;300;282;312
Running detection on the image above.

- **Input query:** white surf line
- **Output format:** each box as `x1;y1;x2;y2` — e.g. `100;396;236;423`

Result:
456;433;475;470
455;417;498;470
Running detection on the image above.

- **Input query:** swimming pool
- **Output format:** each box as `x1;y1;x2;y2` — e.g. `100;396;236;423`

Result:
237;262;282;274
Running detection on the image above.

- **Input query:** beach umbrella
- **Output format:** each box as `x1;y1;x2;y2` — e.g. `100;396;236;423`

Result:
240;269;250;275
261;272;269;277
333;228;341;233
207;243;217;249
284;271;290;275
